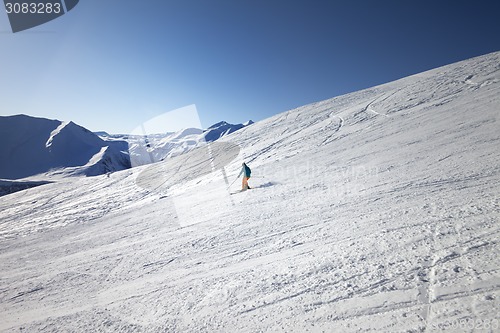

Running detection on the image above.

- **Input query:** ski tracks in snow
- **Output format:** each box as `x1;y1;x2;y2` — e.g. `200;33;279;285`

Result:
320;113;344;146
361;89;404;119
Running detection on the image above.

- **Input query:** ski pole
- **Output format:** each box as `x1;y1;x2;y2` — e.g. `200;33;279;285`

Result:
227;176;238;189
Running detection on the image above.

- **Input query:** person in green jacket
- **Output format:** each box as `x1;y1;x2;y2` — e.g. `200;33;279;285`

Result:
238;162;251;190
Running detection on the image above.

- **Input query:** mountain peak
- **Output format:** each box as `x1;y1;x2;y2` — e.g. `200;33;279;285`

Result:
207;121;229;129
203;121;250;142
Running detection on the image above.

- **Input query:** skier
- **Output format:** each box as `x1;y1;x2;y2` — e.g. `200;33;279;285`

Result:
238;162;251;190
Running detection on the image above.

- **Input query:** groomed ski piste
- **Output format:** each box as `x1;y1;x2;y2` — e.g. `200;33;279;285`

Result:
1;52;499;332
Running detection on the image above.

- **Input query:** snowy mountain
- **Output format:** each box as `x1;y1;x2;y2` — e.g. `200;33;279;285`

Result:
99;120;253;167
0;115;131;180
0;52;499;332
204;120;251;142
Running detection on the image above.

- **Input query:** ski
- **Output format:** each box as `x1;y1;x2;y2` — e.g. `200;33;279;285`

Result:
230;188;250;195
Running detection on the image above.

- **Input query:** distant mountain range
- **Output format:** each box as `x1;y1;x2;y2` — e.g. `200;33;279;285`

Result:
98;120;253;167
0;115;252;180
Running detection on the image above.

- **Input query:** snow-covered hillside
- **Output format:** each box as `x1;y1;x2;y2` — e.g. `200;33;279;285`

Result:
0;52;499;332
100;120;253;167
0;115;131;180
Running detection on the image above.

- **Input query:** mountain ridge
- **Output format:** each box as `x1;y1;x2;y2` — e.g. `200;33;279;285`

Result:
0;114;131;180
100;120;253;167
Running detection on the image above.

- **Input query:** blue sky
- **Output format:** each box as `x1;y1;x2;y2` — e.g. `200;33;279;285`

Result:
1;1;499;134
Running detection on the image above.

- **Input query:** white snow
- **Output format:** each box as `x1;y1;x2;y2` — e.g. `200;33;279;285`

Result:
45;121;69;148
0;52;499;332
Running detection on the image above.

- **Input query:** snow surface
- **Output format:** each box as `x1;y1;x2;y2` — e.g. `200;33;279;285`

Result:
0;52;499;332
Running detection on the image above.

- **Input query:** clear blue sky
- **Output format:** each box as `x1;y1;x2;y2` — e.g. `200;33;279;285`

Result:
1;1;499;134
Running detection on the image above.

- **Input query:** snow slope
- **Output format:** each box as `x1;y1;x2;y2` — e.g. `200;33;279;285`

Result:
0;52;499;332
0;115;131;180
